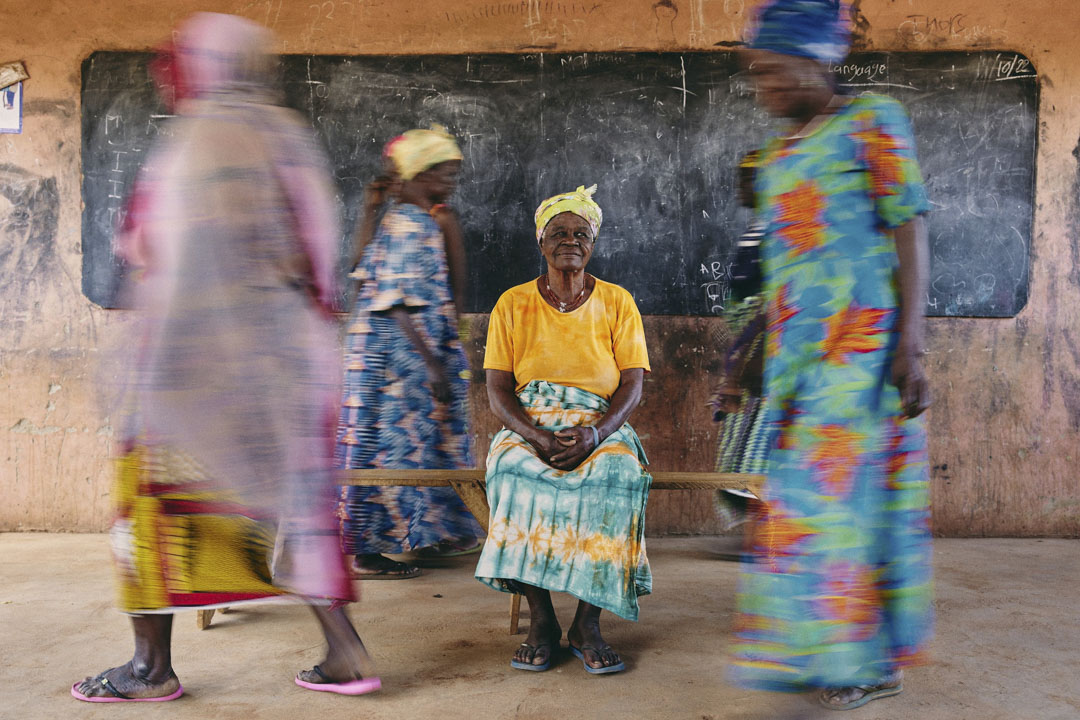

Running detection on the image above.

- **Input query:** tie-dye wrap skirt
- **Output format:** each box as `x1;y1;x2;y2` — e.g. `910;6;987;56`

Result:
474;381;652;620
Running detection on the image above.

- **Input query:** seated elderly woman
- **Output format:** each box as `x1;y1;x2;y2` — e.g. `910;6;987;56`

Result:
474;185;651;675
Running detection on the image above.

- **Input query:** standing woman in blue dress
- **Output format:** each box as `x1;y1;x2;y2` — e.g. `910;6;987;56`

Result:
336;127;483;578
729;0;934;711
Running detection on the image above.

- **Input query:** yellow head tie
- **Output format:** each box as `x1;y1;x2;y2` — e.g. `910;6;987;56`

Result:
534;184;603;242
390;124;463;181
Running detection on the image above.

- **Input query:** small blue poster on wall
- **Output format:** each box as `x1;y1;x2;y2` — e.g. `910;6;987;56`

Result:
1;82;22;134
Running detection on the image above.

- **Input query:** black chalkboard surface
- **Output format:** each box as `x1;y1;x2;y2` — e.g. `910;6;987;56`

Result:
81;50;1037;317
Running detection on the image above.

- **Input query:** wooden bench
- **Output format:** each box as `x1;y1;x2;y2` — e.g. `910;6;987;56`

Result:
196;468;764;632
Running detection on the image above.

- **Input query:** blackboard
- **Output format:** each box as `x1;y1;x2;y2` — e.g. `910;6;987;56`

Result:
81;50;1037;317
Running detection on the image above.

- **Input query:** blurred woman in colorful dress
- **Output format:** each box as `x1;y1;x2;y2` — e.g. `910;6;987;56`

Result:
74;14;376;702
729;0;934;711
336;127;483;579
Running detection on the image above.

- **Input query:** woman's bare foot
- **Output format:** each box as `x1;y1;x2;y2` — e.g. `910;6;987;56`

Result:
74;614;178;701
566;601;623;671
74;661;180;700
513;614;561;669
296;664;361;685
301;603;377;685
819;670;903;710
512;584;561;669
297;644;369;686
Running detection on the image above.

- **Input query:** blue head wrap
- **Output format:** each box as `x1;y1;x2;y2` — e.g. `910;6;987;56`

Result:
746;0;851;65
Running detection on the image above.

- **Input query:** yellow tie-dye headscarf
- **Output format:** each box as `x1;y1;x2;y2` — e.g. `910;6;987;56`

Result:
534;184;603;242
389;125;463;181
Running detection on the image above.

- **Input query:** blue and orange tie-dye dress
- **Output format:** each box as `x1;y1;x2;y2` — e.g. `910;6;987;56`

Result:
729;94;934;690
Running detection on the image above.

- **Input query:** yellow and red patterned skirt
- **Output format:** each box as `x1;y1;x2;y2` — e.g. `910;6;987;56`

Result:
109;446;285;613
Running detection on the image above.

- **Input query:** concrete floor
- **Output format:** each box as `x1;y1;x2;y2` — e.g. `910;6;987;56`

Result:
1;534;1078;720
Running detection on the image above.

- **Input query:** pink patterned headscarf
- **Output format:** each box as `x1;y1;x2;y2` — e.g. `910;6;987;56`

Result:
174;13;276;99
174;12;339;311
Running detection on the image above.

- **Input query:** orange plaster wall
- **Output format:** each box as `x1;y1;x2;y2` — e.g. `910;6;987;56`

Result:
1;0;1078;536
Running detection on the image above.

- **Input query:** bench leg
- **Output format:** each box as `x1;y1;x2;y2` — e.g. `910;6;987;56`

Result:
450;479;520;635
449;479;490;533
509;593;522;635
196;609;215;630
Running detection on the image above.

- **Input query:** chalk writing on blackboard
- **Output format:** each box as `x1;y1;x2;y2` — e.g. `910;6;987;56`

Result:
978;53;1037;82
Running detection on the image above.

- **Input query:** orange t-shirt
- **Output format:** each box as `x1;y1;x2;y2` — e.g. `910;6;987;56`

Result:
483;277;650;400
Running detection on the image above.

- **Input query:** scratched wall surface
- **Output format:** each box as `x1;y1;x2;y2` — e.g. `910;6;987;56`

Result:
1;0;1078;536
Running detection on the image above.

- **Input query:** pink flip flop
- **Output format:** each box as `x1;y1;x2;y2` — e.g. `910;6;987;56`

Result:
294;665;382;696
71;677;184;703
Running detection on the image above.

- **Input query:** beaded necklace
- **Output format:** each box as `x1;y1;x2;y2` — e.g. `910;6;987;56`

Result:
543;277;587;312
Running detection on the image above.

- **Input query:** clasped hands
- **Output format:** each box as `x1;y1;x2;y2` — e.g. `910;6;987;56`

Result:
528;426;599;471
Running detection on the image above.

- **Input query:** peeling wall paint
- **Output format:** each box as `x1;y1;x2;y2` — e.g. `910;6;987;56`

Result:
0;164;67;344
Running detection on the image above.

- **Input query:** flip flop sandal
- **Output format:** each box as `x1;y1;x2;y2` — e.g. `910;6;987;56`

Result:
568;644;626;675
510;642;554;672
294;664;382;696
818;682;903;711
350;560;422;580
418;540;484;558
71;675;184;703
